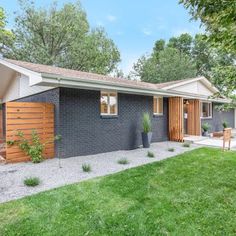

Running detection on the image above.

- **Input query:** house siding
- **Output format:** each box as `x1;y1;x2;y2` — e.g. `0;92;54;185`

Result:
201;103;235;132
59;88;168;158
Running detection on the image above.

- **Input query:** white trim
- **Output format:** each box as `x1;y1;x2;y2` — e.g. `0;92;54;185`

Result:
100;91;118;116
0;59;43;86
200;101;213;119
162;76;219;94
39;74;231;103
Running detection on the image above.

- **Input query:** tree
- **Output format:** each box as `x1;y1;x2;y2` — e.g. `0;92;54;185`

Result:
4;0;120;74
132;47;196;83
167;33;192;55
180;0;236;108
0;7;15;55
180;0;236;53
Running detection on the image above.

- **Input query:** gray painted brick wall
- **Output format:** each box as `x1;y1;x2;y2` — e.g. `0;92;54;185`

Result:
201;103;235;132
59;88;168;158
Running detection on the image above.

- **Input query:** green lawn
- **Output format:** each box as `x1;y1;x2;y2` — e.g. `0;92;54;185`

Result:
1;148;236;235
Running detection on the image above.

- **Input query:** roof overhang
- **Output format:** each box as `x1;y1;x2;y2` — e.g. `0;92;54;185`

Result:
0;59;231;104
0;59;43;86
162;76;219;94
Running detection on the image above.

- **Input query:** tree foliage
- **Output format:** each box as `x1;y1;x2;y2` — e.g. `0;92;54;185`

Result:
0;7;15;55
131;33;236;86
4;0;120;74
180;0;236;107
180;0;236;54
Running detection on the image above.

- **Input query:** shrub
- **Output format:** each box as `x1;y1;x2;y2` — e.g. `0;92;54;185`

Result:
117;158;129;165
202;122;211;132
82;163;91;172
24;177;40;187
168;148;175;152
183;142;191;148
222;121;228;129
7;130;61;163
147;151;155;158
142;113;152;133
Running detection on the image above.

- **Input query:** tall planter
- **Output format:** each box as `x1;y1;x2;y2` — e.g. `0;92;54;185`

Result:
142;132;152;148
141;113;152;148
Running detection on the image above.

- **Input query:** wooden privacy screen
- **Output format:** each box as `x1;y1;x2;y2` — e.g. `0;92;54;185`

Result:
187;100;201;136
6;102;54;163
169;97;184;142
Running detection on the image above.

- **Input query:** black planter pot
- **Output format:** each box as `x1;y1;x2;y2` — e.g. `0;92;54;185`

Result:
202;131;209;136
142;132;152;148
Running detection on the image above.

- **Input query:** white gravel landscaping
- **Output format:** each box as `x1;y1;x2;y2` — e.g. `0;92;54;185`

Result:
0;141;200;203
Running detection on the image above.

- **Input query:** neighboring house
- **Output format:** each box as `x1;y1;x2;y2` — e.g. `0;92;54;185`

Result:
0;59;235;159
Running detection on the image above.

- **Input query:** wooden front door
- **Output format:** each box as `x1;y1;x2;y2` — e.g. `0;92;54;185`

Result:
169;97;184;142
187;100;201;136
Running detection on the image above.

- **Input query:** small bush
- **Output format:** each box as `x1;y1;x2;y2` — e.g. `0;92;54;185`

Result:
147;151;155;158
82;163;91;172
24;177;40;187
183;142;191;148
118;158;129;165
168;148;175;152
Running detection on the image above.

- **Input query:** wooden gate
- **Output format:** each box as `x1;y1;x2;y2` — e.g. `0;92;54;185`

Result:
187;100;201;136
169;97;184;142
6;102;55;163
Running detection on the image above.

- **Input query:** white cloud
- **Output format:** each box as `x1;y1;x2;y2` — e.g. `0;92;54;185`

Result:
118;53;141;75
107;14;117;22
142;28;152;36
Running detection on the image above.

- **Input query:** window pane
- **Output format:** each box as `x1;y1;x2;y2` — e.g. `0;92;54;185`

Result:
101;93;108;114
202;102;212;118
157;97;163;114
153;97;157;114
109;93;117;114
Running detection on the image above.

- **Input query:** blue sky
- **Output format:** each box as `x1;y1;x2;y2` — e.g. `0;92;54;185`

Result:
1;0;203;74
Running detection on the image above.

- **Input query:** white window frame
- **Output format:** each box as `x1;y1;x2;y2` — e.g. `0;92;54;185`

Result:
153;96;163;116
200;101;212;119
100;91;118;116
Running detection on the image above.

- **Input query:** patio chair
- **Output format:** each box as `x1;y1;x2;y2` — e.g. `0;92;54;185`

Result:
223;128;232;151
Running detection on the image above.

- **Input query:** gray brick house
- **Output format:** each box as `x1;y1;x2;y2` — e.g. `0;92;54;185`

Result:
0;59;235;159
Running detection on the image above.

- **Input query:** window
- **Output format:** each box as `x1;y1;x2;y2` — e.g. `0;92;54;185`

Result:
100;91;118;115
153;96;163;115
201;102;212;118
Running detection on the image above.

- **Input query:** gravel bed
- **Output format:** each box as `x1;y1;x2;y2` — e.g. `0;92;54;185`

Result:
0;141;200;203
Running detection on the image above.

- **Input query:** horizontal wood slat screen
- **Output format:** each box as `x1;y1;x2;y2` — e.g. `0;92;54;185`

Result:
6;102;55;163
187;100;201;136
169;97;184;142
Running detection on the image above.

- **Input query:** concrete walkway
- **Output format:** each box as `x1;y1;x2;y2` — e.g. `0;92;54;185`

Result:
0;141;199;204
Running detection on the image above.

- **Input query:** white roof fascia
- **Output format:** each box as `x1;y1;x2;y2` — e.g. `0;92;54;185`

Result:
0;59;43;86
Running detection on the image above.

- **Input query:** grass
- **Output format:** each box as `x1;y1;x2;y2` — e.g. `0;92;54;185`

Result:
1;148;236;235
147;151;155;158
24;177;40;187
117;158;129;165
183;142;191;147
168;147;175;152
82;163;91;172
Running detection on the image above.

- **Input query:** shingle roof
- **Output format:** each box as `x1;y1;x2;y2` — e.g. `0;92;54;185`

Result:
5;59;198;91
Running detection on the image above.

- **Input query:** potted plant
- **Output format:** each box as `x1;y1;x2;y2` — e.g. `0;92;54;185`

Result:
222;120;228;130
202;122;211;136
141;112;152;148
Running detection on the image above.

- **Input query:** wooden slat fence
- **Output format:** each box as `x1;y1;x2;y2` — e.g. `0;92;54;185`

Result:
168;97;184;142
6;102;55;163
